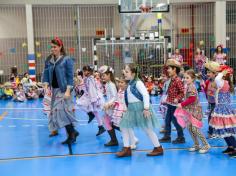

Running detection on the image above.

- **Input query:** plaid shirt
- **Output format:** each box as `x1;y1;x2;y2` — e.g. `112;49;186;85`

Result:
166;76;184;105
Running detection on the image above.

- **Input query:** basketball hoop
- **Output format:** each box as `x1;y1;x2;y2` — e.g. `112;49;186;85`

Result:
139;4;153;13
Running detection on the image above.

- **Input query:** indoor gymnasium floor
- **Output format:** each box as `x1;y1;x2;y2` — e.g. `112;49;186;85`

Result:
0;93;235;176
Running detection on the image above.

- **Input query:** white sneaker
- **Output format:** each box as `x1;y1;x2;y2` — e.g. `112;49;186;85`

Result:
188;145;200;152
130;138;139;150
199;145;211;154
130;144;137;150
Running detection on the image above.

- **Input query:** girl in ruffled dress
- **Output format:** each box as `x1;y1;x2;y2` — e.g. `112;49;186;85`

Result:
209;65;236;157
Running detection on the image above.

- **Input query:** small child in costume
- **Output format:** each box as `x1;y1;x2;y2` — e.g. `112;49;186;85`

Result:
13;83;26;102
176;69;210;153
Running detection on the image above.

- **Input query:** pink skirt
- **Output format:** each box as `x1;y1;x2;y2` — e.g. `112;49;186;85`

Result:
174;108;203;128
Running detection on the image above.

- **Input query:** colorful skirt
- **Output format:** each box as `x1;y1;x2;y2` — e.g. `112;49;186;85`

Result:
48;88;78;131
119;102;159;129
111;101;126;127
209;102;236;138
174;108;203;129
76;93;91;112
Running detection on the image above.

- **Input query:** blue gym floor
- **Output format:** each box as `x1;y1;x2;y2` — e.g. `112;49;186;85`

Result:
0;93;235;176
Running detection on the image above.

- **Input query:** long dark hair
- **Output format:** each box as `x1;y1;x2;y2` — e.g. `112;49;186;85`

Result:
215;45;223;54
224;74;235;94
103;67;116;84
82;65;94;75
51;37;66;55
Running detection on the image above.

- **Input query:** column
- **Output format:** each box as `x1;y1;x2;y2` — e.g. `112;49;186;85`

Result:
25;4;36;81
215;1;226;47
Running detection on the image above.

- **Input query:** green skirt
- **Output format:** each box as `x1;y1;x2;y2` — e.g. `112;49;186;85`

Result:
119;102;159;129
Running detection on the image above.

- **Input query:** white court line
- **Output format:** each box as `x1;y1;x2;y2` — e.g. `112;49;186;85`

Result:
3;117;89;121
152;102;236;106
22;125;30;127
36;125;45;127
0;108;43;110
8;125;16;128
0;101;235;110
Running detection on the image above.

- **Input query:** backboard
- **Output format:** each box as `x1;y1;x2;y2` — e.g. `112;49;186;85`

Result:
118;0;170;13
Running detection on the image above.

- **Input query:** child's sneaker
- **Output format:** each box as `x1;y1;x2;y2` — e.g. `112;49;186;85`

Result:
188;145;200;152
199;145;211;154
131;138;139;150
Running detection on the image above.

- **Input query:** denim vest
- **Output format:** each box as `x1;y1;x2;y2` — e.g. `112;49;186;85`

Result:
124;79;143;107
42;55;74;93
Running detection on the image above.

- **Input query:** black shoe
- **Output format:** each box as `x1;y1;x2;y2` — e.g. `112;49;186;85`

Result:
228;150;236;157
159;136;171;143
61;137;72;145
96;126;106;136
104;140;118;146
223;147;235;154
88;112;95;123
61;131;79;145
172;137;185;144
104;129;118;146
112;123;120;131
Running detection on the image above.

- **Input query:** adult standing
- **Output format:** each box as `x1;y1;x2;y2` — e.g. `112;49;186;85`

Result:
171;48;184;65
212;45;227;65
43;37;78;145
194;48;207;80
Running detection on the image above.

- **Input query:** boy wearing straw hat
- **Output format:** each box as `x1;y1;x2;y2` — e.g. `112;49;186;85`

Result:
160;59;185;144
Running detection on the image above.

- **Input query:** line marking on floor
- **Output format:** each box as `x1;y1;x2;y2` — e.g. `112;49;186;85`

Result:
0;101;235;110
0;111;8;121
0;146;226;162
3;117;90;121
8;125;16;128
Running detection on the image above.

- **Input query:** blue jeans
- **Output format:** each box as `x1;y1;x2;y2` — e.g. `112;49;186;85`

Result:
164;104;184;138
208;103;215;134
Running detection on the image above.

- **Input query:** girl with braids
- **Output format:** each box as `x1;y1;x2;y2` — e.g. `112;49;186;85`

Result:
116;64;163;157
43;37;78;144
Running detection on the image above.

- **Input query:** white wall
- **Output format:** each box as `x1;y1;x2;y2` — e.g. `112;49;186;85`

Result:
0;6;27;38
135;4;214;34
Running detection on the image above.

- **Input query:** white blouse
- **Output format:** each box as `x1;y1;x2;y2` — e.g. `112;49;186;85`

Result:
127;80;150;109
105;81;117;105
215;73;224;89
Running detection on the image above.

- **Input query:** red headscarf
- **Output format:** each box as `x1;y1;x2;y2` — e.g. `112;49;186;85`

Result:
219;65;233;76
54;37;63;46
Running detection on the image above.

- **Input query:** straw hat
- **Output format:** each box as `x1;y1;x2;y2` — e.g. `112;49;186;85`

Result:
4;82;12;87
166;59;181;68
204;61;220;73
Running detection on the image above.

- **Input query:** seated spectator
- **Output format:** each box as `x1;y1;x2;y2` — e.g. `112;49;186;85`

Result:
0;82;4;99
21;72;33;91
26;85;38;100
3;82;14;100
13;83;26;102
36;82;45;98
